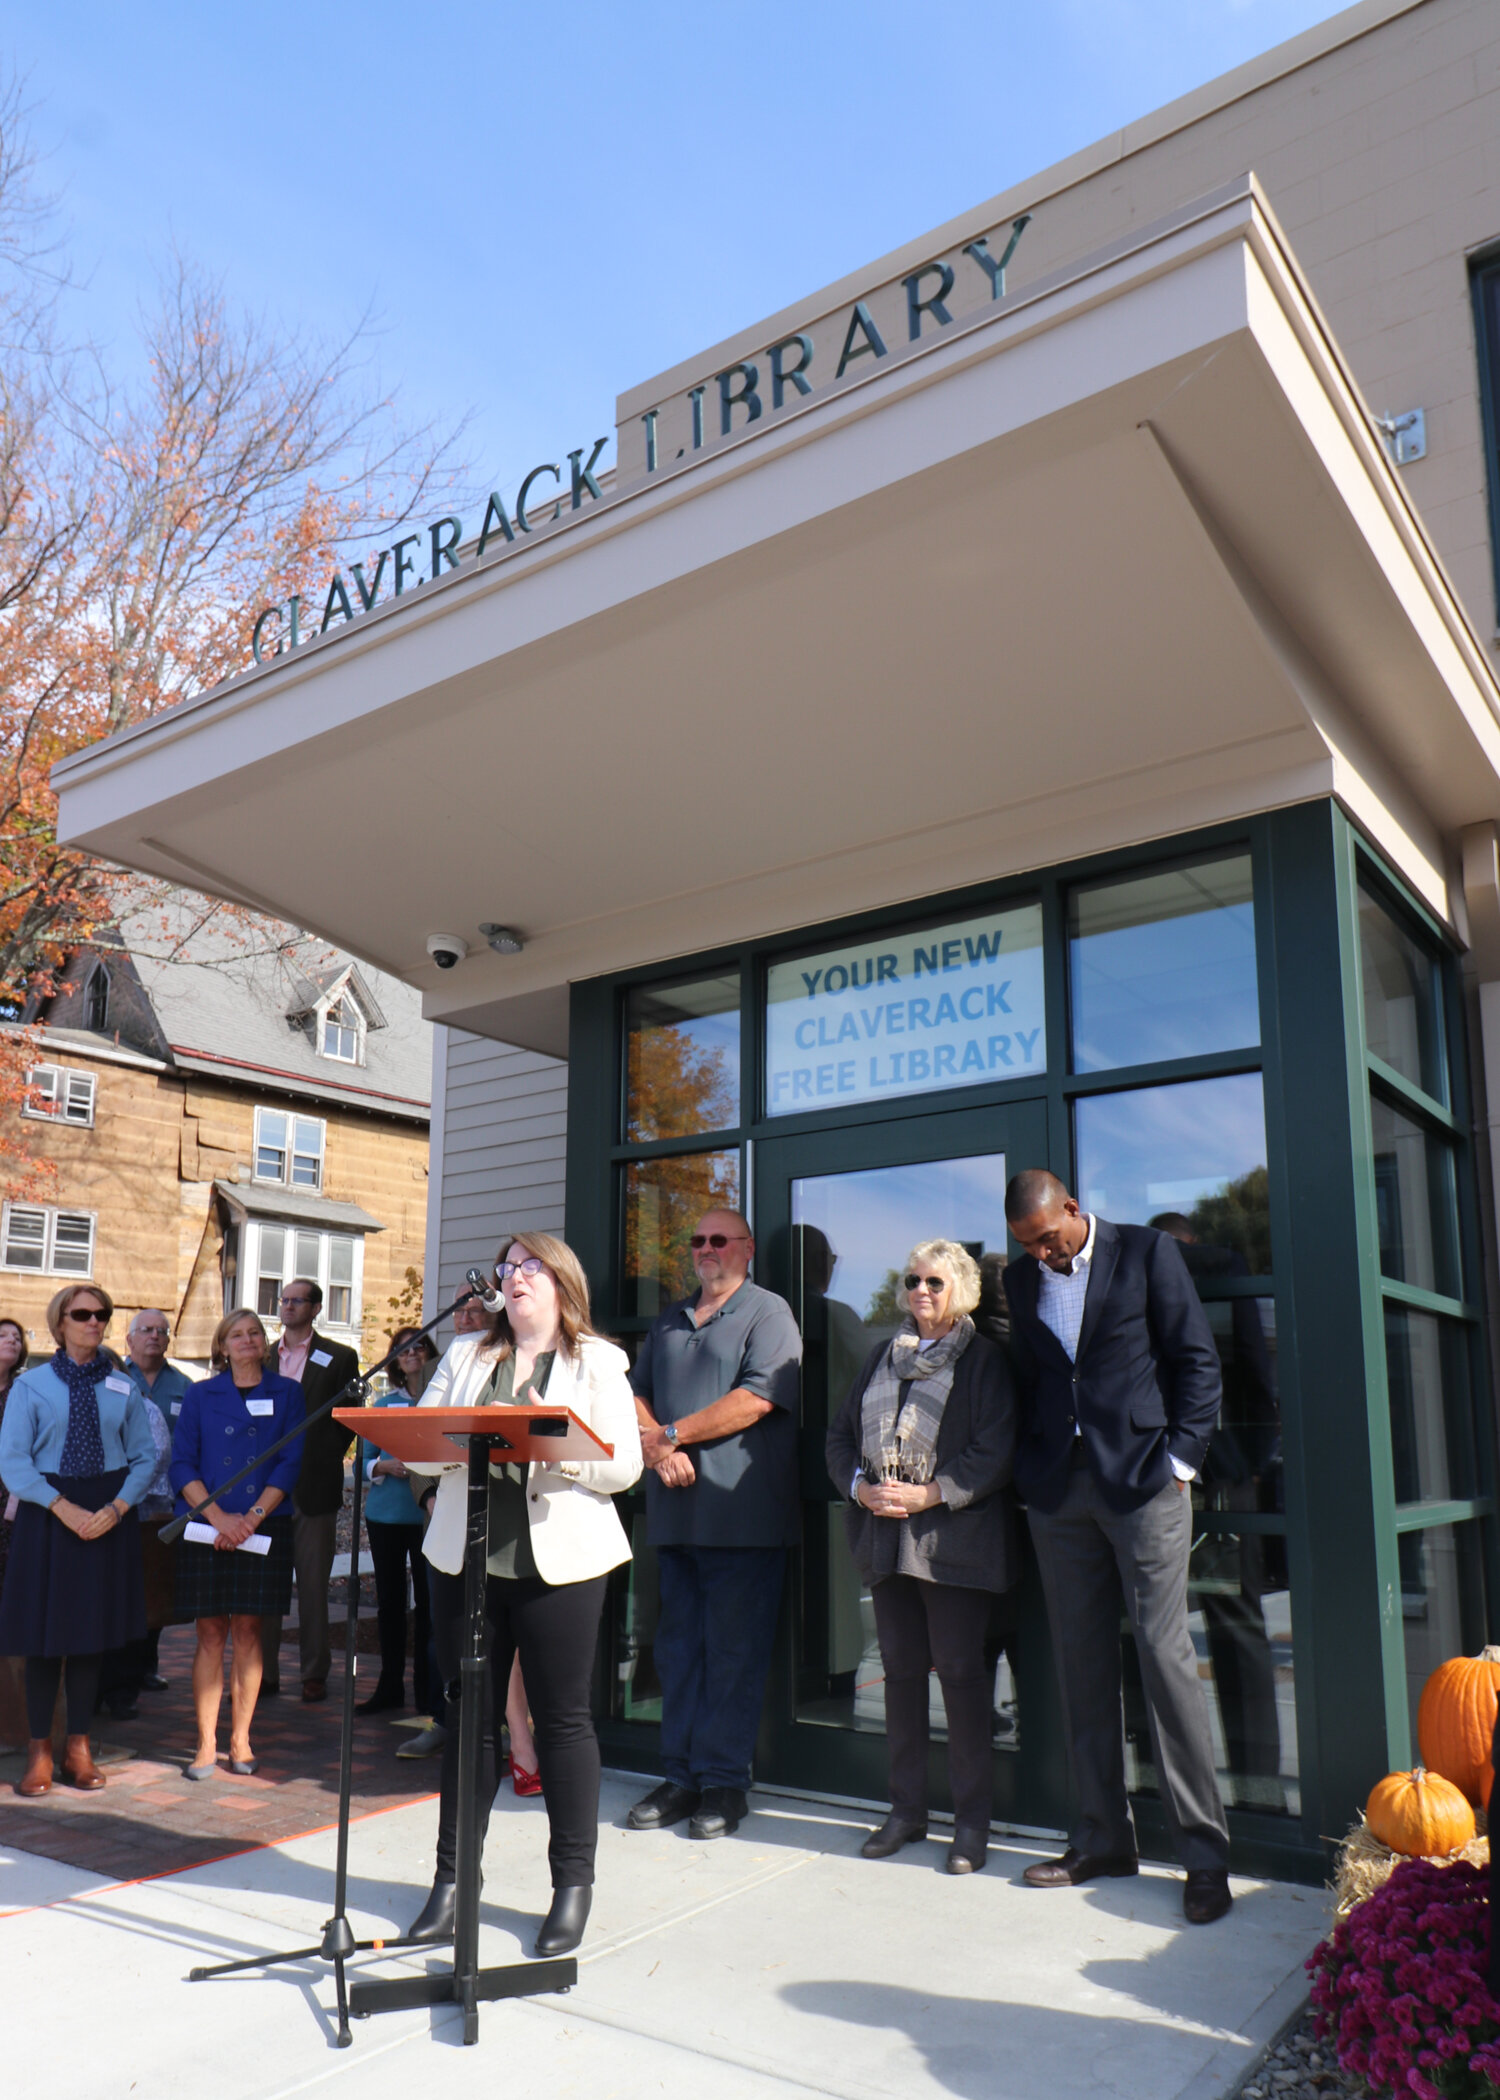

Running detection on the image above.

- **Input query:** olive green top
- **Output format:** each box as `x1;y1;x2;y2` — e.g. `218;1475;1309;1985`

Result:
485;1348;555;1580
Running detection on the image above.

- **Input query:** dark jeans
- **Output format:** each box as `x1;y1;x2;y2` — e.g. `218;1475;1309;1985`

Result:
430;1563;607;1890
365;1520;432;1708
655;1545;785;1792
871;1575;996;1828
26;1653;101;1736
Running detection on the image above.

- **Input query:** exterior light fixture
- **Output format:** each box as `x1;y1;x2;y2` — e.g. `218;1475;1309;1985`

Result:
479;924;525;955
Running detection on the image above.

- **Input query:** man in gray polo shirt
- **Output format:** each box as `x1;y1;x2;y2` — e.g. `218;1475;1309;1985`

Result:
628;1207;802;1840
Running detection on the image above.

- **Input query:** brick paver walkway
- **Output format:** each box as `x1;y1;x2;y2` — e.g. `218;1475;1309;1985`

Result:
0;1624;442;1887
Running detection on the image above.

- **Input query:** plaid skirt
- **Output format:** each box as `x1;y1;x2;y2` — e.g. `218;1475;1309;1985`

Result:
174;1513;294;1617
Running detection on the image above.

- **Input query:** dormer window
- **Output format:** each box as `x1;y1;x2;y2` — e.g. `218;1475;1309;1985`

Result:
84;964;110;1034
320;996;362;1063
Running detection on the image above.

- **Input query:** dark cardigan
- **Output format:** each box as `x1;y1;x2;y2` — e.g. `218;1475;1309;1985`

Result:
824;1329;1019;1593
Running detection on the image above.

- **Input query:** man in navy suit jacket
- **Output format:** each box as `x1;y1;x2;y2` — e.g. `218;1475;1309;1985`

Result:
1002;1169;1232;1924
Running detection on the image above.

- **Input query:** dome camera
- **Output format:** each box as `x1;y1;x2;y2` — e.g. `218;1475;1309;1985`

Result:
426;933;468;971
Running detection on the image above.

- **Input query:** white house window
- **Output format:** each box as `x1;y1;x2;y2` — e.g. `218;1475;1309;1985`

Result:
320;997;362;1063
24;1066;97;1127
2;1203;96;1275
247;1220;362;1331
253;1107;325;1190
84;965;110;1034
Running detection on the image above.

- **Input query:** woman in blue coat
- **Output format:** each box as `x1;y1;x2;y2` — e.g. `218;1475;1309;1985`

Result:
170;1309;304;1779
0;1282;155;1797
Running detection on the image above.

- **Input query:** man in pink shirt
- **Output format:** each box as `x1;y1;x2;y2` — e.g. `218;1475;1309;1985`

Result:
258;1280;360;1700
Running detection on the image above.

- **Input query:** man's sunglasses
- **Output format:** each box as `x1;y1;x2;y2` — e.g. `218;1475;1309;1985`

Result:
66;1307;109;1323
904;1275;949;1294
498;1256;546;1281
690;1234;749;1250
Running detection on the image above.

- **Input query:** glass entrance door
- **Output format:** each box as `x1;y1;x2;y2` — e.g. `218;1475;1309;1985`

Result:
755;1100;1068;1829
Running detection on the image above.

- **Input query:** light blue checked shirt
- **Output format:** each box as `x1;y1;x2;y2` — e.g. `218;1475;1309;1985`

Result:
1035;1213;1096;1362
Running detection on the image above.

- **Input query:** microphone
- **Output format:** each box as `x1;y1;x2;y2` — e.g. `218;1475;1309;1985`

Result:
464;1266;502;1309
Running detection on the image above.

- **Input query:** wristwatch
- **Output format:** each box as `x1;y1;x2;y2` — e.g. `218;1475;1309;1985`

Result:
662;1422;679;1446
249;1504;266;1520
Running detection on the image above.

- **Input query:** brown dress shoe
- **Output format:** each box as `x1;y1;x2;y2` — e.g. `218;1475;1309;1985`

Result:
301;1679;327;1704
1023;1846;1139;1888
17;1739;54;1796
62;1734;105;1790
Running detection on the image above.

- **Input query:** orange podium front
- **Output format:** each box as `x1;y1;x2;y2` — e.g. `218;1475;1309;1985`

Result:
333;1404;613;1469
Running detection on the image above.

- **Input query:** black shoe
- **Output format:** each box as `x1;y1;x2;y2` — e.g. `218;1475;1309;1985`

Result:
628;1781;701;1830
356;1688;405;1716
689;1787;747;1840
535;1885;592;1956
1183;1868;1233;1924
1023;1846;1139;1888
260;1680;281;1698
104;1699;139;1721
861;1816;928;1860
406;1880;456;1943
142;1674;170;1692
946;1825;990;1875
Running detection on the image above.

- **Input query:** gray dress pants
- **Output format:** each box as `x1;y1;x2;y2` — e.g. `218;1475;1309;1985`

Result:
1027;1462;1229;1871
259;1509;338;1687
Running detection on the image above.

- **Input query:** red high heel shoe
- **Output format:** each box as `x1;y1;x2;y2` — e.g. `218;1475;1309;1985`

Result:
509;1754;543;1797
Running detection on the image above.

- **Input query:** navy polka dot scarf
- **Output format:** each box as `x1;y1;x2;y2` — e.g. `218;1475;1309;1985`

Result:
51;1349;109;1475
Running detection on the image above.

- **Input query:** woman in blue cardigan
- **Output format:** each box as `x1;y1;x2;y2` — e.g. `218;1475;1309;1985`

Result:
0;1282;155;1797
170;1309;304;1779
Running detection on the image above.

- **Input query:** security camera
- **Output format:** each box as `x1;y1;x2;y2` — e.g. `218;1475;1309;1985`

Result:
426;933;468;971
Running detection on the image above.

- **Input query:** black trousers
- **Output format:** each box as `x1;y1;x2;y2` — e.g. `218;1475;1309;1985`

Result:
871;1574;996;1829
365;1520;432;1709
430;1562;607;1890
26;1653;102;1736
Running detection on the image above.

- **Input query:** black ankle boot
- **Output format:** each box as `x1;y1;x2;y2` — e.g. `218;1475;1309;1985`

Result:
406;1880;456;1943
535;1884;592;1955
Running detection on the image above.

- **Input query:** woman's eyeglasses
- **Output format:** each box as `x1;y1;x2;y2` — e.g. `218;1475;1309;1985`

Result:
65;1307;109;1323
690;1234;749;1250
396;1341;426;1354
498;1256;546;1281
903;1275;949;1294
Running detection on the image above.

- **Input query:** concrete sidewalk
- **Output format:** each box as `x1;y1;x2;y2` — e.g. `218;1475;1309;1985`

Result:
2;1775;1328;2100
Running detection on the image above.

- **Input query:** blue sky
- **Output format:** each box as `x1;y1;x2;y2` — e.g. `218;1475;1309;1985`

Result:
11;1;1351;502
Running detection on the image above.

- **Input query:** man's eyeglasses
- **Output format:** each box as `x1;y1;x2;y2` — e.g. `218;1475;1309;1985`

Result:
66;1307;109;1323
690;1234;750;1251
903;1275;949;1294
279;1293;315;1307
498;1256;546;1281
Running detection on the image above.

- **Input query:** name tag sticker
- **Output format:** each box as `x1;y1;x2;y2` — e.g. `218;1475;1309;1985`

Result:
105;1376;131;1394
310;1350;333;1367
246;1398;275;1417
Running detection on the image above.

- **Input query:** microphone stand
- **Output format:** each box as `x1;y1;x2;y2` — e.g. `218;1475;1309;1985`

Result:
184;1284;482;2046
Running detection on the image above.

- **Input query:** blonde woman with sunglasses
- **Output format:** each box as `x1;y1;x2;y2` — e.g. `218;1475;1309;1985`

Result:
0;1285;155;1797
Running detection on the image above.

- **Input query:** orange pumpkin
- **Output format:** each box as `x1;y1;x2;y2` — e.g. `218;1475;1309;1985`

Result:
1365;1767;1475;1857
1417;1646;1500;1809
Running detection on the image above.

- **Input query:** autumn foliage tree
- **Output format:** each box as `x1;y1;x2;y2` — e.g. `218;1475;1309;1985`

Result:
0;73;464;1193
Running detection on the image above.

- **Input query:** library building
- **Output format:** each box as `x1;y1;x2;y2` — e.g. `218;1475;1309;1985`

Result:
55;0;1500;1877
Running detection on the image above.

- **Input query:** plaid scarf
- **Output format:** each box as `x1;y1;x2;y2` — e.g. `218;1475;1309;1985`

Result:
859;1315;973;1484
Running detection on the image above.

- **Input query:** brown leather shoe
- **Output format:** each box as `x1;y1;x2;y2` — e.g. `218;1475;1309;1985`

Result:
1023;1846;1138;1888
62;1734;105;1790
17;1739;54;1796
301;1680;327;1704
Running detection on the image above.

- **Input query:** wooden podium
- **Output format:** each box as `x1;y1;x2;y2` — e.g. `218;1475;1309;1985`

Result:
333;1403;614;2043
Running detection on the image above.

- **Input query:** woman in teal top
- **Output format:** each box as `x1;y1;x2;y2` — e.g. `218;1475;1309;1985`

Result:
357;1327;438;1716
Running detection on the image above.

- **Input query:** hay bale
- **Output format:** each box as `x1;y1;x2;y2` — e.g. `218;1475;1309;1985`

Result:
1332;1811;1489;1915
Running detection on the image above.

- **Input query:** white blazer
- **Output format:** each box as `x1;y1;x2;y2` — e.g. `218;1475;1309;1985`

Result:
407;1331;642;1585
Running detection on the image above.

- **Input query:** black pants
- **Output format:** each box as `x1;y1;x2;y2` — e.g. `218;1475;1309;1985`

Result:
26;1653;102;1736
871;1575;995;1829
430;1563;607;1890
365;1520;433;1709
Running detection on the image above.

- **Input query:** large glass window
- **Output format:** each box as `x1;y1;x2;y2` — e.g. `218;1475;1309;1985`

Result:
1069;851;1257;1073
1370;1096;1460;1298
1384;1306;1476;1511
765;901;1044;1116
625;974;740;1141
1358;884;1445;1102
1073;1073;1271;1276
1400;1522;1486;1748
621;1149;741;1317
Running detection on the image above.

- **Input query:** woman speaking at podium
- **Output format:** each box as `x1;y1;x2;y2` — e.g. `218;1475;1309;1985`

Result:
404;1232;641;1956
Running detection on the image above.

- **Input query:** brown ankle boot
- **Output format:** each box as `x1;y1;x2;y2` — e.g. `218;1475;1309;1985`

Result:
62;1734;105;1790
17;1739;54;1796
